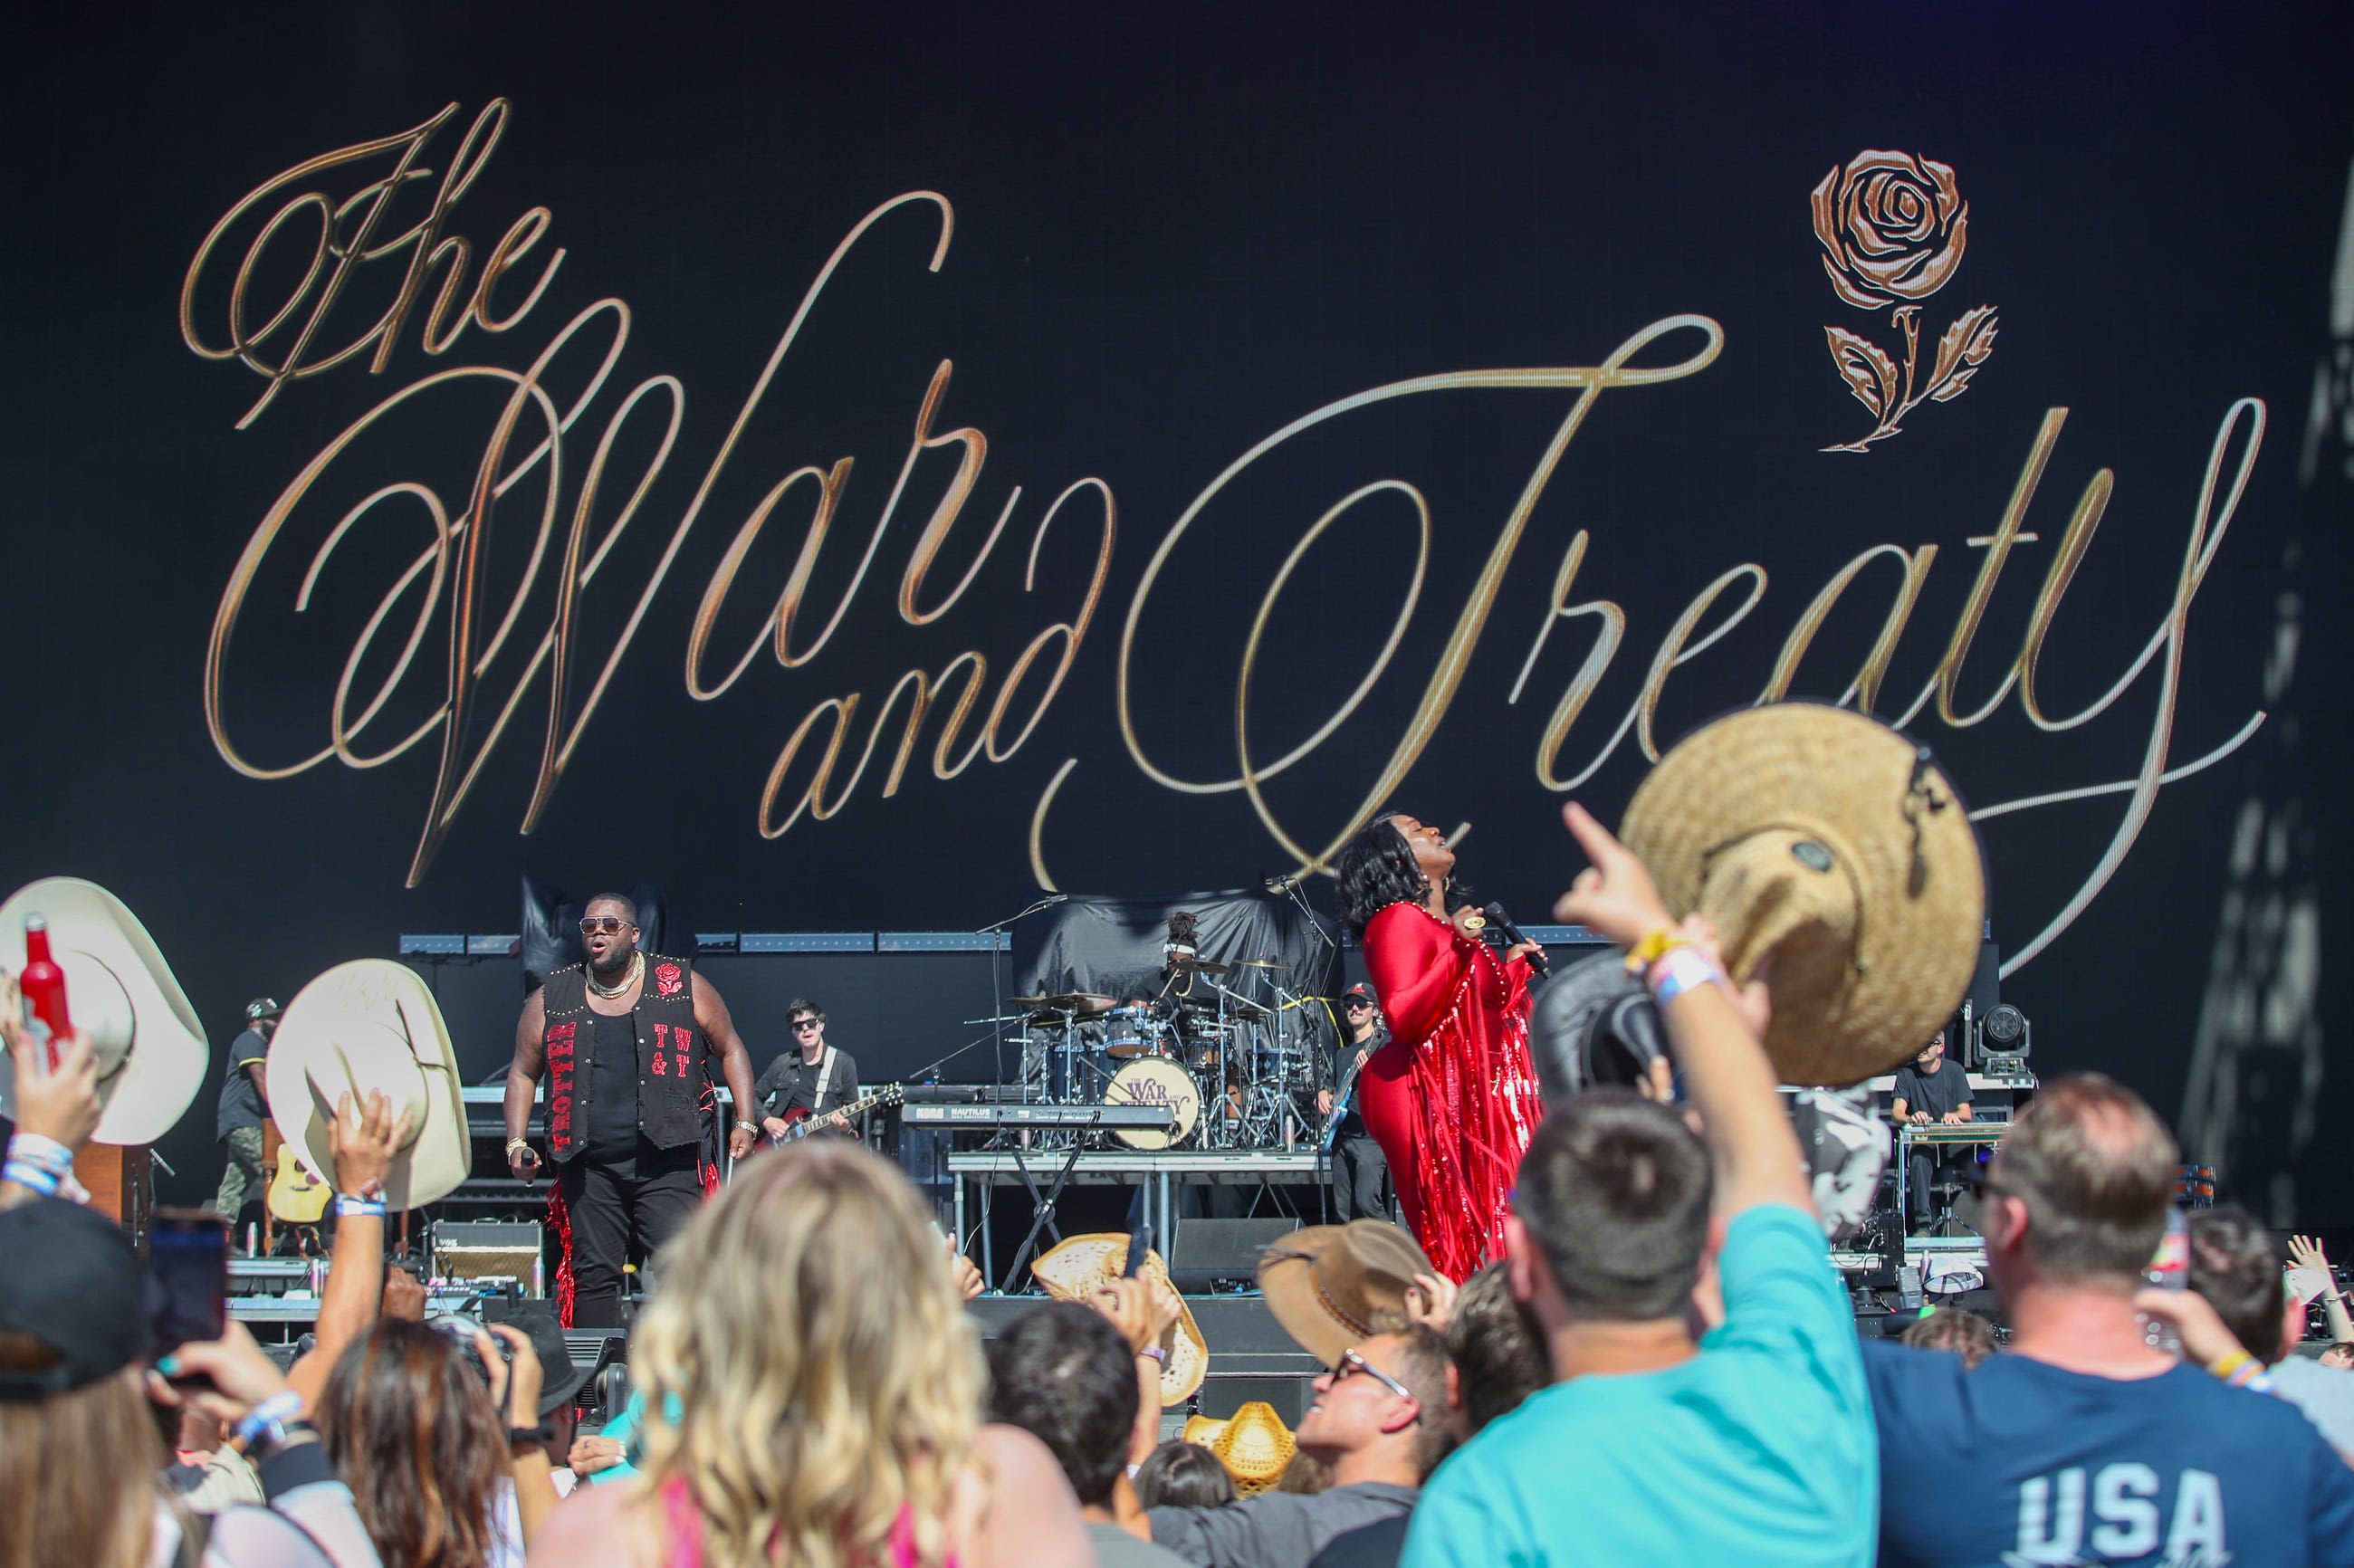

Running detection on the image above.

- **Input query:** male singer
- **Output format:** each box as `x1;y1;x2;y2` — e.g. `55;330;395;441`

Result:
504;894;761;1326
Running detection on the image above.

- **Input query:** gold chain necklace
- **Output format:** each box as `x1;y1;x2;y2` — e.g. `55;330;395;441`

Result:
586;951;643;1000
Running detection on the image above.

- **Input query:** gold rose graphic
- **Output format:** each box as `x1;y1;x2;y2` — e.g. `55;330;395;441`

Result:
1813;149;1998;452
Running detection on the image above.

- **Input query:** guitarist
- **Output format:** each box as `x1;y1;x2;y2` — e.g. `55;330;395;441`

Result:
756;999;863;1142
1316;984;1393;1223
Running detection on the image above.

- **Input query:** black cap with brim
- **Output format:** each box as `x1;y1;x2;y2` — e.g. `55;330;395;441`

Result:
509;1305;586;1416
0;1199;144;1399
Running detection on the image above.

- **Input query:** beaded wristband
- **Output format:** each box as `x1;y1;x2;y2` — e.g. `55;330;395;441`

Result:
333;1195;388;1219
1;1161;60;1196
1648;946;1722;1008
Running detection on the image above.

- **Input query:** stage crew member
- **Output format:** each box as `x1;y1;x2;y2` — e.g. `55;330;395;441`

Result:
504;894;761;1327
213;995;282;1241
1890;1028;1974;1232
1336;813;1545;1280
1318;983;1394;1224
754;999;863;1141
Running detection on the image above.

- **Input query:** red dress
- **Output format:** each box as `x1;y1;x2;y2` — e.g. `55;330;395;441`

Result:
1358;903;1543;1280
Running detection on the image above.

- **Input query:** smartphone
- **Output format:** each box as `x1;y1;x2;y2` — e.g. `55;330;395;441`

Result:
147;1209;228;1360
1123;1223;1153;1278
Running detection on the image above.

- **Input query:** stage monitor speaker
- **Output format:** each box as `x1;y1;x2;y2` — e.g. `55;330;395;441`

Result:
434;1219;544;1295
1168;1217;1302;1294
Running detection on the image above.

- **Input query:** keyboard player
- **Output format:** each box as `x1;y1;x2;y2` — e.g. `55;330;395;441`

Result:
1891;1029;1975;1233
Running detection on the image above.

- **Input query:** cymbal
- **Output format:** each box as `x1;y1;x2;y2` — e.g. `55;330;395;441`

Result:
1005;994;1048;1007
1030;991;1115;1019
1169;956;1233;976
1233;958;1288;971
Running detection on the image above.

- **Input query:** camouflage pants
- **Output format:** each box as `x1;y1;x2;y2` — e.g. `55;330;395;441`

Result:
215;1126;265;1229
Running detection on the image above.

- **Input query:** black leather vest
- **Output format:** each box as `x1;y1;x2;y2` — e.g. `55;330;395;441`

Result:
541;953;706;1162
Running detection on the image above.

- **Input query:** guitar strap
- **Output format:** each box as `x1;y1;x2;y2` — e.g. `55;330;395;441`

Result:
814;1046;838;1110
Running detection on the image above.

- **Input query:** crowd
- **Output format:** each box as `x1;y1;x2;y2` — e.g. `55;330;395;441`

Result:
5;799;2354;1568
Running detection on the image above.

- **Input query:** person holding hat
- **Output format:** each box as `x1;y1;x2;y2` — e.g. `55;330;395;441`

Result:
1399;802;1877;1568
502;893;762;1329
214;995;282;1238
1316;984;1393;1225
0;1027;382;1568
1335;814;1544;1281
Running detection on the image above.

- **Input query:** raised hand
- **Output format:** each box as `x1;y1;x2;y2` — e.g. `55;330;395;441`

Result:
1555;803;1675;951
485;1323;543;1426
2290;1235;2333;1274
329;1089;414;1198
6;1029;101;1152
1405;1271;1459;1333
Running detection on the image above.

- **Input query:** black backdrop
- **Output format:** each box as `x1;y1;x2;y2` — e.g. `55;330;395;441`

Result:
5;2;2349;1223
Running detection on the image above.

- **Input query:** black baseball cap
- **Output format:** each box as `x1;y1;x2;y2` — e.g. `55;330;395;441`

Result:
245;997;282;1023
0;1199;144;1399
1339;984;1375;1009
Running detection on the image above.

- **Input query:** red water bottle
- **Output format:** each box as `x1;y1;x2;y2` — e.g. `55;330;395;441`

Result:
19;914;72;1073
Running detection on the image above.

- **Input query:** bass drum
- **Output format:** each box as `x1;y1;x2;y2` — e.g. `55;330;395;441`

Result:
1105;1056;1201;1151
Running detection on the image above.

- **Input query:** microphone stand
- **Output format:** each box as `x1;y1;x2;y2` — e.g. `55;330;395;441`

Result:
978;894;1070;1102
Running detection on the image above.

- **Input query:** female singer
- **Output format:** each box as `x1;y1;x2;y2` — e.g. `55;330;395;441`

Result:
1336;812;1544;1279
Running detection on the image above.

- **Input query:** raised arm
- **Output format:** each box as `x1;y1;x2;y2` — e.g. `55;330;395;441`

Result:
506;990;547;1183
286;1090;413;1409
694;973;761;1162
1555;803;1813;1219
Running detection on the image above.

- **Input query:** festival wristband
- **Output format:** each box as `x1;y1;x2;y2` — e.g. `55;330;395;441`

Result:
333;1194;387;1219
234;1391;307;1451
1648;946;1722;1008
6;1133;74;1175
1623;926;1689;973
1137;1345;1168;1363
1;1161;60;1196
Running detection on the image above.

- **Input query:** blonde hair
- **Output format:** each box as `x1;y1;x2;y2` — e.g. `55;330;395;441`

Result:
628;1141;983;1568
0;1363;163;1568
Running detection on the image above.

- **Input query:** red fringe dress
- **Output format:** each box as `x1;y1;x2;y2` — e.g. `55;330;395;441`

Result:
1358;903;1544;1280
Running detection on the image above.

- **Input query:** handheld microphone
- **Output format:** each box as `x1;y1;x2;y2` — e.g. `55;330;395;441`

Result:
1484;902;1549;976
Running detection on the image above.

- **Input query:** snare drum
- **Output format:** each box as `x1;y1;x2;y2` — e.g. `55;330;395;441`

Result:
1105;1056;1201;1151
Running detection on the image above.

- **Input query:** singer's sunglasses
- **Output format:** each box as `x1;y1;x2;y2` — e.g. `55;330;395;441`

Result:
579;916;634;935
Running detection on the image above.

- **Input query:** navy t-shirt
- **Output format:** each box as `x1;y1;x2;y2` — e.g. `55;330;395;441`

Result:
1866;1338;2354;1566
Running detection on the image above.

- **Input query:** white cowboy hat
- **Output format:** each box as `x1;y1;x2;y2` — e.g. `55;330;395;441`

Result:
267;960;471;1210
0;878;206;1145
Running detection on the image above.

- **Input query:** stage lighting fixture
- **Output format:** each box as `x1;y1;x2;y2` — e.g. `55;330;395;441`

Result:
1979;1003;2032;1079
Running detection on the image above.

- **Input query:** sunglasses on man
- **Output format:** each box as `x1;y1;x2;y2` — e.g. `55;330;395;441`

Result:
1331;1349;1421;1421
579;916;634;935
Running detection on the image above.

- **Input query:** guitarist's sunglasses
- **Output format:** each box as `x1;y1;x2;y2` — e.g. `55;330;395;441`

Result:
1342;998;1373;1011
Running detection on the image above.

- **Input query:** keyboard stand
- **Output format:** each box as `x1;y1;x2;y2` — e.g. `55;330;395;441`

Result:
999;1137;1087;1291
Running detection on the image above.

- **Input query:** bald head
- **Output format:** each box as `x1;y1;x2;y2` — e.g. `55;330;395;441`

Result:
1989;1073;2177;1283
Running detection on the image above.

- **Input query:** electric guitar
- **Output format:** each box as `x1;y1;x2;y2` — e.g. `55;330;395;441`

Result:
266;1143;330;1224
1321;1042;1382;1155
764;1085;905;1145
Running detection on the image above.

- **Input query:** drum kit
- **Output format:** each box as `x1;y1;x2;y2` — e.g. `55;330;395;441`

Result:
1005;955;1327;1152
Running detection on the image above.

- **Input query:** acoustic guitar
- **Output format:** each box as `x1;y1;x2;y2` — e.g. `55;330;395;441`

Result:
765;1085;905;1145
266;1142;330;1225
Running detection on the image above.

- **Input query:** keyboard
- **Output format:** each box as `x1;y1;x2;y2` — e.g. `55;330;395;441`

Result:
900;1103;1175;1130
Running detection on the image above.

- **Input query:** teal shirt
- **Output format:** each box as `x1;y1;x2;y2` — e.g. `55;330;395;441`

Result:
1401;1204;1876;1568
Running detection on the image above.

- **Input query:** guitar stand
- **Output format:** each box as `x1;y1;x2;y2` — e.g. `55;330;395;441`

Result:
997;1135;1089;1292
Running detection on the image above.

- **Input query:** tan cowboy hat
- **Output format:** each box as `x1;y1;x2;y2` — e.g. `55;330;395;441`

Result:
1030;1233;1209;1405
0;878;206;1145
1182;1401;1296;1496
1621;703;1986;1087
266;960;471;1210
1255;1220;1431;1369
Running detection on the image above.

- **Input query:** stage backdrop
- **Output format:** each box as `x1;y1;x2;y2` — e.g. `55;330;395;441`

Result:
4;3;2349;1225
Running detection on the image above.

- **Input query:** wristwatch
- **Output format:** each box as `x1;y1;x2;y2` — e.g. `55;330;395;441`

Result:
509;1421;558;1451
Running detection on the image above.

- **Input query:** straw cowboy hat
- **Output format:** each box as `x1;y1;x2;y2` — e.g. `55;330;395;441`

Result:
266;960;471;1209
0;878;206;1145
1182;1401;1297;1496
1255;1220;1433;1369
1030;1233;1209;1405
1619;703;1986;1087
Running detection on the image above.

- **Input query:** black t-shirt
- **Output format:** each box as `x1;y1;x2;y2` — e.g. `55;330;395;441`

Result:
1891;1059;1972;1122
581;1009;644;1166
1332;1028;1388;1139
215;1027;270;1139
755;1047;862;1135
